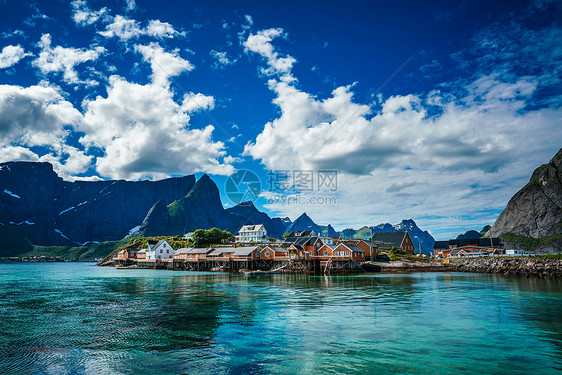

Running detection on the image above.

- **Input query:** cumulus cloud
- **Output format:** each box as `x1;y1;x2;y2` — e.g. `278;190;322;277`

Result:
0;84;92;180
98;15;143;40
182;92;215;113
134;42;193;86
146;20;182;38
0;146;40;162
244;28;296;81
0;84;81;146
0;45;30;69
33;34;105;85
71;0;108;26
79;75;232;180
99;15;182;41
244;25;562;238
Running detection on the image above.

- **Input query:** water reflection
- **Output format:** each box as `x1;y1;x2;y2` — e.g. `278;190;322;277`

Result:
1;264;562;374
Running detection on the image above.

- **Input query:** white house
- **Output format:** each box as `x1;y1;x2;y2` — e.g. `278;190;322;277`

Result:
146;239;174;260
182;232;195;240
237;224;268;243
505;249;534;256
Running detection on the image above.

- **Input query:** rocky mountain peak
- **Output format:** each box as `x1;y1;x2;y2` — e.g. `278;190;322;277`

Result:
486;148;562;238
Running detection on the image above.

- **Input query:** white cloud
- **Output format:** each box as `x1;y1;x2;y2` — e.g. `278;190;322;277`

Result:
98;15;143;40
0;84;81;147
245;27;562;238
33;34;105;85
0;146;40;162
146;19;182;38
209;50;237;69
37;144;93;180
182;92;215;113
125;0;136;11
99;15;182;41
0;45;30;69
79;75;233;180
0;84;91;180
134;42;193;86
244;28;296;81
71;0;108;26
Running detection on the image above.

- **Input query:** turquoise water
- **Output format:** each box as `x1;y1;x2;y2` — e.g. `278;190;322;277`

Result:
1;263;561;374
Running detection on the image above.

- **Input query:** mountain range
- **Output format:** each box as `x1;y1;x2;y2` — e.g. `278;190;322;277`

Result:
1;161;436;256
340;219;435;255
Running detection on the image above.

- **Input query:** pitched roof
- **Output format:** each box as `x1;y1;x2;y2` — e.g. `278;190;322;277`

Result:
239;224;266;233
434;241;450;249
371;231;408;248
208;248;233;257
287;230;314;237
188;248;214;254
263;246;288;253
232;246;260;256
449;238;479;247
150;240;170;252
174;248;193;254
338;243;365;253
477;238;501;247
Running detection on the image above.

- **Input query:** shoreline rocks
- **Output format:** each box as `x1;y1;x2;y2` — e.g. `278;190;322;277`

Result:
451;257;562;278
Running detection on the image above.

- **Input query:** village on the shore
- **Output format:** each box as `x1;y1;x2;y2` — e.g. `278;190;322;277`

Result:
112;224;529;273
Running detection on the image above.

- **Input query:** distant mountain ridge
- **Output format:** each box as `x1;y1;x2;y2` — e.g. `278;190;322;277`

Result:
0;162;195;252
1;161;437;257
0;163;284;255
332;219;435;255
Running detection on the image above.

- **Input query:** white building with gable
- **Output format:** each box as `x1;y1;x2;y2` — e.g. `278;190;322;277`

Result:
145;239;173;260
237;224;268;243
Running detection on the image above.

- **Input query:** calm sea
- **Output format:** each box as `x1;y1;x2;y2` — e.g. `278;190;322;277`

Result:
1;263;561;374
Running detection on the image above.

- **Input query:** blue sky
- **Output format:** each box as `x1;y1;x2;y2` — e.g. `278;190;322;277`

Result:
0;0;561;239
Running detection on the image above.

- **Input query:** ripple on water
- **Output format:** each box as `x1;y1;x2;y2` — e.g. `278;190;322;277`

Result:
1;265;562;374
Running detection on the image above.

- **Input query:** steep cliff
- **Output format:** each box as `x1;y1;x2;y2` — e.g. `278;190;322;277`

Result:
0;161;195;248
137;176;287;239
487;148;562;238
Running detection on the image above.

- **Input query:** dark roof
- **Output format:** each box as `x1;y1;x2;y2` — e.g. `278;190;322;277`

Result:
287;230;314;237
448;238;502;247
371;231;408;248
434;241;450;249
449;238;479;247
478;238;501;247
340;244;365;253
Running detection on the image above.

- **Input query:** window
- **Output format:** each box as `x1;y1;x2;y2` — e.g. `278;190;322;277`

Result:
346;251;350;256
265;252;270;257
335;251;339;256
166;249;169;254
324;251;328;255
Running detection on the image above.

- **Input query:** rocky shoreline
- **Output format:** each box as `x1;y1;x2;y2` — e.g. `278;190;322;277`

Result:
450;257;562;278
372;261;450;273
101;257;562;278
